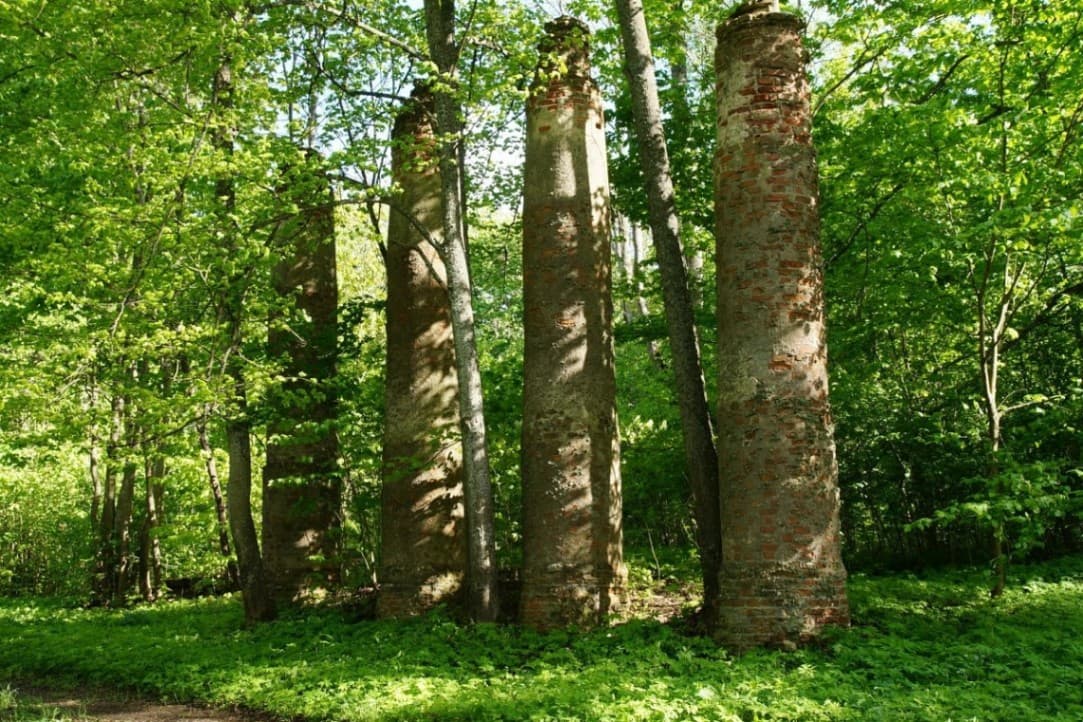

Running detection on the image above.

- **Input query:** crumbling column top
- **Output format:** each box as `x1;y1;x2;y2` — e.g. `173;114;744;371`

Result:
539;15;592;79
719;1;804;37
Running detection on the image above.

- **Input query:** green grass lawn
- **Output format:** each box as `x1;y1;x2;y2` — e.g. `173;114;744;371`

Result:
2;555;1081;721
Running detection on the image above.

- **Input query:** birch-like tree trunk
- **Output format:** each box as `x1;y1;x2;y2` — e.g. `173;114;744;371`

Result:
614;0;722;624
139;455;164;602
422;0;498;621
197;408;240;587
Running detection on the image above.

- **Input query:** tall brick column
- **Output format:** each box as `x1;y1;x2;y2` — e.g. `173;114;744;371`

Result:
713;1;849;650
519;16;625;630
378;88;466;618
263;151;341;605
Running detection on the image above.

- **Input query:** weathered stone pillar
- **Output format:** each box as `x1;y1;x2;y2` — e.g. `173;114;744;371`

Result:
520;16;625;630
378;88;466;618
262;151;341;605
713;1;849;649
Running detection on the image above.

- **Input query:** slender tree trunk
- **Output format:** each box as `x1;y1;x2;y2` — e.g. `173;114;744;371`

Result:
226;399;275;621
614;218;663;364
198;408;240;587
1068;304;1083;404
113;405;138;605
422;0;498;622
214;54;276;623
976;252;1013;598
667;2;705;305
614;0;722;625
88;382;104;534
93;393;123;603
139;455;164;602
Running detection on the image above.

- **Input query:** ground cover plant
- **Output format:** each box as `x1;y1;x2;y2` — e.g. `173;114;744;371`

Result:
0;686;91;722
2;554;1081;722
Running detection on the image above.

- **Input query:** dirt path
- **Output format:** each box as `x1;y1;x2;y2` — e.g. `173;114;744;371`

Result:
2;685;273;722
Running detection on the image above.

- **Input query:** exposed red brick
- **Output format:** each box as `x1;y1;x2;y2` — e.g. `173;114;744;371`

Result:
379;89;466;619
713;3;849;651
520;16;624;631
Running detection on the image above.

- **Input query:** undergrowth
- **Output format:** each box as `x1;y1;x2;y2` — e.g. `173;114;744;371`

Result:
0;684;90;721
2;554;1081;721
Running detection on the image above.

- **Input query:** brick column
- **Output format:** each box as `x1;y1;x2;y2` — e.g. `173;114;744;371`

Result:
713;1;849;650
262;151;341;605
519;16;625;630
378;88;466;618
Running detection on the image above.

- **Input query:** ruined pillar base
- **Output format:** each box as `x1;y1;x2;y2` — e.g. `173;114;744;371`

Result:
262;480;341;606
519;570;626;630
714;562;848;651
376;572;464;619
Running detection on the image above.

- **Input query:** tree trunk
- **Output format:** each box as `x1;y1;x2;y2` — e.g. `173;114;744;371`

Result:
378;89;467;618
88;380;104;535
198;409;240;587
112;408;138;605
520;16;625;630
139;455;164;602
614;217;663;364
215;54;275;624
614;0;722;625
262;151;341;605
227;407;275;622
92;393;123;604
976;250;1013;598
422;0;498;622
713;1;849;650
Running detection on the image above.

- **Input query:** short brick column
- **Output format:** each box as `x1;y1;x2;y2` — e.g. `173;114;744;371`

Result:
378;88;466;618
713;1;849;650
519;16;625;630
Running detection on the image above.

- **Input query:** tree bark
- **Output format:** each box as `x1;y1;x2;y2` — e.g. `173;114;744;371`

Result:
92;393;123;604
198;408;240;587
226;402;275;622
112;399;138;605
215;54;275;624
422;0;498;622
88;381;104;535
139;455;164;602
614;0;722;624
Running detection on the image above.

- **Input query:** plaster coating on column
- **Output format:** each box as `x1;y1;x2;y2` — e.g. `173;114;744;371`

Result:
520;16;625;630
713;1;849;650
378;89;466;618
262;152;341;605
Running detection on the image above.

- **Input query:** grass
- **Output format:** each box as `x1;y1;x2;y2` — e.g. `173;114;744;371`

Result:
0;685;91;721
1;554;1081;721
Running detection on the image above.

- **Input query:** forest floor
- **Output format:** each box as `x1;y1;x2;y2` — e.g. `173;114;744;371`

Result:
1;558;702;722
1;684;256;721
2;552;1082;721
